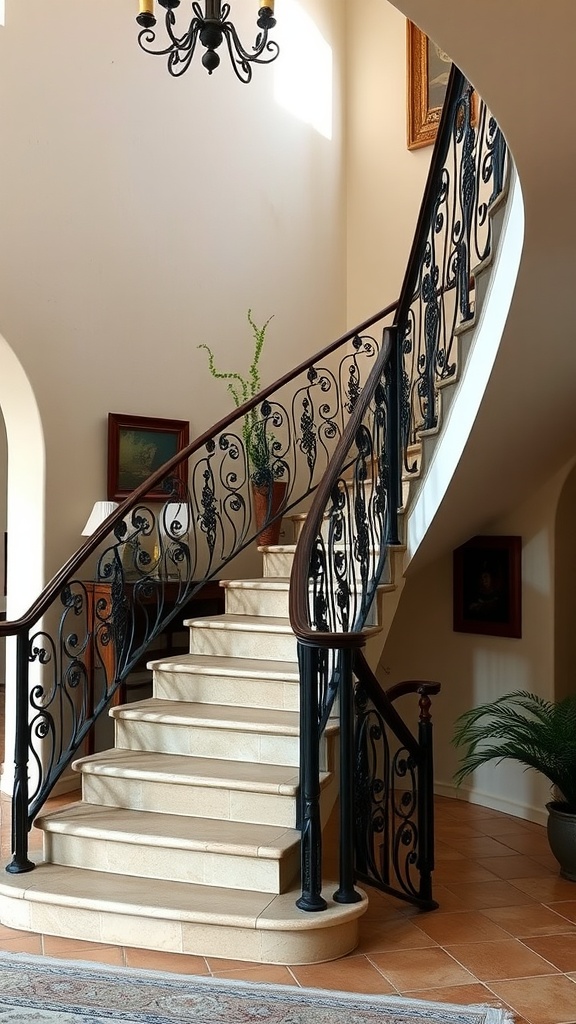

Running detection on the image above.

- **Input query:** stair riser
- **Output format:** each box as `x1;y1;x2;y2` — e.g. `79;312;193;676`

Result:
262;551;294;577
190;625;298;662
0;887;361;964
224;587;288;618
113;720;292;768
80;774;298;828
42;833;299;895
113;719;334;771
152;670;300;712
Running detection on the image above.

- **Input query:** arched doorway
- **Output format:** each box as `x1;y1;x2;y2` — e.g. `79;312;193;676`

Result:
0;333;45;794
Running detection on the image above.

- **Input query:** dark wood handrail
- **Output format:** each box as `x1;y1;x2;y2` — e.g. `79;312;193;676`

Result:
0;299;398;637
354;651;440;759
289;331;393;648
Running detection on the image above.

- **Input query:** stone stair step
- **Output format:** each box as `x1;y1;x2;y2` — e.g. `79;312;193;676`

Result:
186;614;298;662
262;545;296;578
72;748;308;827
220;578;290;618
36;802;300;893
149;653;300;711
0;863;367;963
110;699;337;769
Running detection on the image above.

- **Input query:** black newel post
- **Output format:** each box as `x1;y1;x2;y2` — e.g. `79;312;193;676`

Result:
416;688;435;902
334;647;362;904
296;641;327;912
7;630;34;874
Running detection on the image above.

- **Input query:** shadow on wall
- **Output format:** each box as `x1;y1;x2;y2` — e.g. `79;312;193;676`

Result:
554;459;576;702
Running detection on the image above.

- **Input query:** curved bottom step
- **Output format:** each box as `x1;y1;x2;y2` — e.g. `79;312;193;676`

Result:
0;863;368;965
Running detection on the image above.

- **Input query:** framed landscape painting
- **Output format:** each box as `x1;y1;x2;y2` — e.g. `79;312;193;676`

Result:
107;413;189;502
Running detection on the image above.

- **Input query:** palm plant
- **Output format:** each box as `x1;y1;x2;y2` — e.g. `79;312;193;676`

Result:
453;690;576;813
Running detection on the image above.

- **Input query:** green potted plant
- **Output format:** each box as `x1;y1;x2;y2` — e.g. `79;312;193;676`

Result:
198;309;286;545
453;690;576;881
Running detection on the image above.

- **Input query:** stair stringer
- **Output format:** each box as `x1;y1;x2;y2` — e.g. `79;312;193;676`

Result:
361;166;523;677
404;166;524;566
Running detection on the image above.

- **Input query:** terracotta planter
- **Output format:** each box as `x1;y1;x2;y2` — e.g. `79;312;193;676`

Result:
252;480;287;547
547;801;576;881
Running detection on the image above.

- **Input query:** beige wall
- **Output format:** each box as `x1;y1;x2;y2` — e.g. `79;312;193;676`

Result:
0;0;348;594
345;1;432;323
379;460;575;824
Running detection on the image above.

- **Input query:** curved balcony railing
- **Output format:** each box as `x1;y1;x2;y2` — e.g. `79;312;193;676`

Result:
289;66;508;911
1;302;397;873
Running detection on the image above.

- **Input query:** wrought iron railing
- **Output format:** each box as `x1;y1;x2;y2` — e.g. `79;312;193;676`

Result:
289;66;508;911
1;302;397;873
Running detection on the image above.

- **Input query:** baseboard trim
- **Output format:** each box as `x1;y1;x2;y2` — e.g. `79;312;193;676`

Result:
434;781;547;827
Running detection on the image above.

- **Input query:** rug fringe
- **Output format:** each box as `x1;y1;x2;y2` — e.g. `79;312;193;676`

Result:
481;1008;516;1024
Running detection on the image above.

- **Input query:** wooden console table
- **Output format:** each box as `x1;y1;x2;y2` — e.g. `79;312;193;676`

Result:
84;578;224;715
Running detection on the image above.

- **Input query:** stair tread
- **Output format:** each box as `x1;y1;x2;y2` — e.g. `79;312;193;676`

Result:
73;748;305;793
219;578;290;590
0;863;366;931
185;614;293;633
37;802;299;858
148;653;300;680
110;698;308;735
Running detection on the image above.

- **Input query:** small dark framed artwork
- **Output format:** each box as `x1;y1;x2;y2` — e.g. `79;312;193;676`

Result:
453;535;522;638
107;413;189;503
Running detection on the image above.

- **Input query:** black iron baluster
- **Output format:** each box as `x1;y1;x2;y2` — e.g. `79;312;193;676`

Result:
384;326;400;546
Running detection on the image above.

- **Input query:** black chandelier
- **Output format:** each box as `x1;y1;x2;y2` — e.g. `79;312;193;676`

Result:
136;0;279;83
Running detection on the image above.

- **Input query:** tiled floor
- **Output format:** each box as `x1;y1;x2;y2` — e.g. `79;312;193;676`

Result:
0;792;576;1024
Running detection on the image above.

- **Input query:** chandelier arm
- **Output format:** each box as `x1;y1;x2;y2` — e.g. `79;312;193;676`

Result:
223;18;277;65
167;25;202;76
220;24;251;83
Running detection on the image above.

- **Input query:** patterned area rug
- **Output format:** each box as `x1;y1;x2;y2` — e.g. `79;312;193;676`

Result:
0;952;514;1024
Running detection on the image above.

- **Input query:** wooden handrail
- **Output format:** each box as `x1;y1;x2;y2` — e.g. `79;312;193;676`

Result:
0;299;398;637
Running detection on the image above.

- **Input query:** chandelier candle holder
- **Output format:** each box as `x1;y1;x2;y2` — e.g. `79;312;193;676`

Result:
136;0;279;83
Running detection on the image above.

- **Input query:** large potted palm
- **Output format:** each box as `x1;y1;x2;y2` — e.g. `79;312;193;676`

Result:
453;690;576;881
198;310;286;545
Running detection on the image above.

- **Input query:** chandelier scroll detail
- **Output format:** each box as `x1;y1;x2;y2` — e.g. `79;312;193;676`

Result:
136;0;280;83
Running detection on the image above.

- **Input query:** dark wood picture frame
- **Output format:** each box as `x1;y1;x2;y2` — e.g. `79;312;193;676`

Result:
453;535;522;638
107;413;189;503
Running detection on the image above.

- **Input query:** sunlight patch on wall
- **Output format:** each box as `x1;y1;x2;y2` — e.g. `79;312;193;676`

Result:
274;1;333;140
0;2;5;27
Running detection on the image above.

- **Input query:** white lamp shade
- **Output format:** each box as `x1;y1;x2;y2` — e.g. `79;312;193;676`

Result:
82;500;119;536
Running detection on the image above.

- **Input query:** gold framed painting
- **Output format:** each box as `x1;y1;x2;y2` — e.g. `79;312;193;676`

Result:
406;21;451;151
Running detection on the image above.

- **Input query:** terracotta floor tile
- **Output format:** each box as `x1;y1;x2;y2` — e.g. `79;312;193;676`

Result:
355;917;436;954
476;818;536;837
415;910;511;945
447;836;521;859
511;877;576;903
484;903;576;937
427;885;468;913
487;973;576;1023
49;945;125;966
435;841;467;862
368;946;476;992
498;832;557;857
445;937;560;981
42;935;117;956
436;825;485;841
433;860;500;885
548;902;576;925
0;932;43;953
125;948;210;974
403;982;501;1005
212;965;299;986
289;955;395;993
524;934;576;973
476;854;553;879
443;879;536;910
